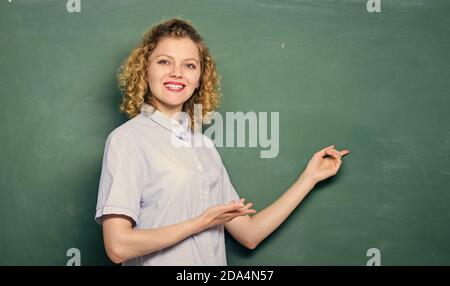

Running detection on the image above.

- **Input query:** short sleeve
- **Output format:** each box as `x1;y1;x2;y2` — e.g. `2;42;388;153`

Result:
95;133;144;226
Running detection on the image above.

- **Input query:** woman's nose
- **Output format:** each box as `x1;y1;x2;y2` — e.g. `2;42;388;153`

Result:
169;65;182;78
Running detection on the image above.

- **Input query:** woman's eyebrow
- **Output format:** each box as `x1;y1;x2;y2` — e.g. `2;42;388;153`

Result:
155;54;200;64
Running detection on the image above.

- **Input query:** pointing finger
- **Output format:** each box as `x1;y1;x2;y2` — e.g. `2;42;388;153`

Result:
326;149;342;161
317;145;336;157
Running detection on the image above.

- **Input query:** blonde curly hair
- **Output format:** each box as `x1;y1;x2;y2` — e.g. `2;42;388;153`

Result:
118;18;221;126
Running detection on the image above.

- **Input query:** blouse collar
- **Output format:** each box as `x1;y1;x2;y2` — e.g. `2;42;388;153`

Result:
140;103;191;141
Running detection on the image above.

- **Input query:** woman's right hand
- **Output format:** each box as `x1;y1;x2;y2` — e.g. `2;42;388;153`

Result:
197;199;256;232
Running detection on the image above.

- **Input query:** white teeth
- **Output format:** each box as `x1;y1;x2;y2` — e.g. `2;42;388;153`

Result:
165;84;184;89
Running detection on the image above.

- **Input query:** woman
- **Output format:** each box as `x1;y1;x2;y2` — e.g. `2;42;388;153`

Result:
95;18;350;266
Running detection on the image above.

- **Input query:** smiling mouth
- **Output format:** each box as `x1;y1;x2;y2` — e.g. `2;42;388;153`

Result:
164;83;186;92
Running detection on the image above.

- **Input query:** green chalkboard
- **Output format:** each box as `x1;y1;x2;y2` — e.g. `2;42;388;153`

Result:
1;0;449;265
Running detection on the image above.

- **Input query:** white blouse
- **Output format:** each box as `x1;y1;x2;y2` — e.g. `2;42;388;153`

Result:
95;103;240;266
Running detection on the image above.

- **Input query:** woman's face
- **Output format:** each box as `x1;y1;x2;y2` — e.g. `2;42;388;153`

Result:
147;37;201;116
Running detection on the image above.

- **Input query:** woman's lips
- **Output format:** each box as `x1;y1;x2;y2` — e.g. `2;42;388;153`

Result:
164;82;185;92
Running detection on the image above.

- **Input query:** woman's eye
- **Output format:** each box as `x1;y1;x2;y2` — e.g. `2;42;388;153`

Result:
186;63;196;69
157;60;169;65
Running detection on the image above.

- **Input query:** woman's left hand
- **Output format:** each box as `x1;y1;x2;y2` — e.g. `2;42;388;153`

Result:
299;145;350;186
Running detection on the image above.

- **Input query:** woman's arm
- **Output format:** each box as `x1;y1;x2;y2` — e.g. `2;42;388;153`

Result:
225;145;350;249
102;200;256;263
